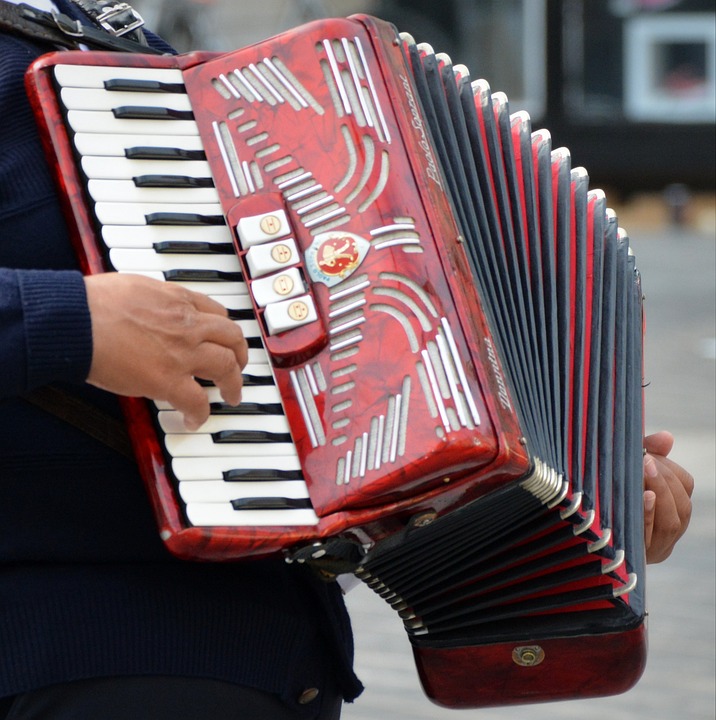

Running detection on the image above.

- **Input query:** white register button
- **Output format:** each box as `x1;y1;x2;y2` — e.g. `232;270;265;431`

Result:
251;267;304;307
245;238;299;278
236;209;290;248
264;295;318;335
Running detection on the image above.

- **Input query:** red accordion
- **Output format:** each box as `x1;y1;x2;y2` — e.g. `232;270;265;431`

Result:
26;14;647;709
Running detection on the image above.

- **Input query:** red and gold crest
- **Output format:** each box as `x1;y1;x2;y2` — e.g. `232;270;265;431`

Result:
315;235;361;277
305;231;370;287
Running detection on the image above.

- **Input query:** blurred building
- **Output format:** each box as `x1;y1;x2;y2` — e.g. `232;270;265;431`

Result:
373;0;716;193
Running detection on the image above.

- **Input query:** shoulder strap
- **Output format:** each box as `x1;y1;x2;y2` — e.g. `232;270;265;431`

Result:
0;0;162;53
24;385;135;459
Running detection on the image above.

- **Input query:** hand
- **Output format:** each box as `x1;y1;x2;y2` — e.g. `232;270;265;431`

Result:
85;273;248;430
643;431;694;564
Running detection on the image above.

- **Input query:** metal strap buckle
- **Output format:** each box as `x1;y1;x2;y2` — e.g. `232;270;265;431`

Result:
95;2;144;37
51;11;85;38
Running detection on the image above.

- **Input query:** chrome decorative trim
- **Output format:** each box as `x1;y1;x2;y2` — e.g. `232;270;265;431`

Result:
602;549;626;575
613;572;638;598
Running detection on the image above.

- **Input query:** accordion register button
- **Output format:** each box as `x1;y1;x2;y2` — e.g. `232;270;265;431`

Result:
245;238;299;278
251;268;304;307
236;209;290;248
264;295;318;335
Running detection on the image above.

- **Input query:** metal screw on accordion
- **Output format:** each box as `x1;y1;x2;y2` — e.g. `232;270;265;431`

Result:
410;511;437;528
512;645;545;667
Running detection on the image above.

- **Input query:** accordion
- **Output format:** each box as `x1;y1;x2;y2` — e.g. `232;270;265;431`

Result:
26;14;647;709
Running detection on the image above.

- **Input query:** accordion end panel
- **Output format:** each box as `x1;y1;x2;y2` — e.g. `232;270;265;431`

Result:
412;622;647;709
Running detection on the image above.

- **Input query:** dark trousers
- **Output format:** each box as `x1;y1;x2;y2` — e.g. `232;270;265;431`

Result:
0;676;342;720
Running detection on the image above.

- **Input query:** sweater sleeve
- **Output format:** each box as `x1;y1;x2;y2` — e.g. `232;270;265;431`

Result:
0;267;93;397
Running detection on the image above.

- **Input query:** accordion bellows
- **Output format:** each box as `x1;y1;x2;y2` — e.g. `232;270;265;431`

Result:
26;14;646;708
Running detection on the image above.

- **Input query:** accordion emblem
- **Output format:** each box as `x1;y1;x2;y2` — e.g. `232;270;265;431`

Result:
27;14;647;709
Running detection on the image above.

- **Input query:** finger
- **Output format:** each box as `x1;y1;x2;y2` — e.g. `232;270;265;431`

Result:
165;377;212;431
182;287;233;317
191;343;245;406
643;431;674;458
644;452;659;479
191;313;249;369
649;456;694;528
643;490;656;550
659;455;695;500
645;462;689;563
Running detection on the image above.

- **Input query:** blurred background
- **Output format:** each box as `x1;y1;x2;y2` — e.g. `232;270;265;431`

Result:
130;1;714;718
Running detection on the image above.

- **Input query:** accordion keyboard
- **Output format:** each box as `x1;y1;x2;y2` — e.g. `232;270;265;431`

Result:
54;63;319;528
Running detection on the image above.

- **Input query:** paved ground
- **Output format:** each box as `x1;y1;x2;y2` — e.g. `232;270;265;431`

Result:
342;226;716;720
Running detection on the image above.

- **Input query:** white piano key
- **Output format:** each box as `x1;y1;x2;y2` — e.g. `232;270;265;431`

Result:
82;156;212;180
184;503;319;527
61;87;194;112
165;434;297;458
54;64;185;89
178;480;309;504
109;248;242;274
102;224;233;248
209;294;253;309
235;318;262;339
87;179;219;204
158;411;290;435
119;270;247;297
66;109;200;136
240;362;273;377
74;132;206;158
172;454;301;482
211;384;283;405
94;202;223;225
185;479;308;501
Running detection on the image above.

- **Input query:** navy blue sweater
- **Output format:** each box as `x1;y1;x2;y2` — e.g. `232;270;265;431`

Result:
0;2;362;712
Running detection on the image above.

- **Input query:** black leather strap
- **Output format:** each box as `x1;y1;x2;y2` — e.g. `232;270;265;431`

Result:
0;0;161;52
24;385;135;460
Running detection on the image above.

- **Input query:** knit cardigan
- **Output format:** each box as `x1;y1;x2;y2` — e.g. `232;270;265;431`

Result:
0;2;362;712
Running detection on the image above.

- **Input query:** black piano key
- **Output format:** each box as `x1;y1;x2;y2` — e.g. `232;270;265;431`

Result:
104;78;186;93
242;374;274;386
133;174;215;189
112;106;195;121
196;374;275;388
223;468;304;482
212;430;293;444
153;241;235;254
230;497;313;511
227;308;258;322
125;146;207;161
209;402;284;416
163;269;243;282
147;212;225;226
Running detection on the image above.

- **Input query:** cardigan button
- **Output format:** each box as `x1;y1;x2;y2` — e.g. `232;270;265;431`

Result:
297;687;320;704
